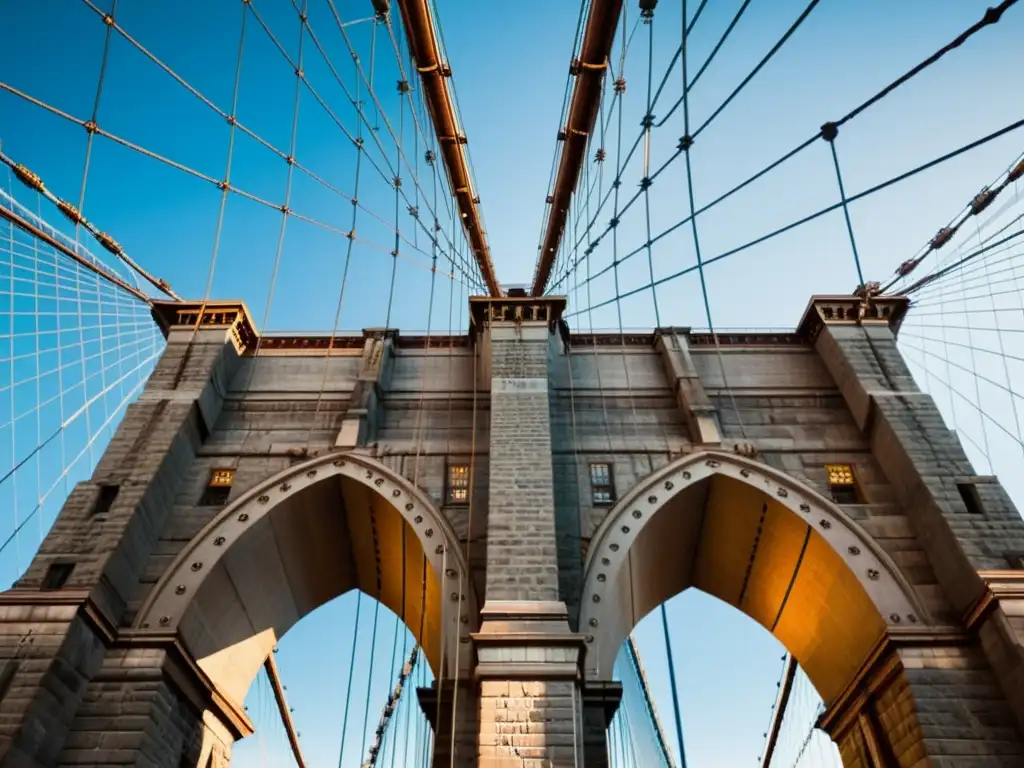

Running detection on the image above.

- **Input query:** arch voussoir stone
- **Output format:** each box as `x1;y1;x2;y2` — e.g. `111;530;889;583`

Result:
579;450;929;684
136;451;473;679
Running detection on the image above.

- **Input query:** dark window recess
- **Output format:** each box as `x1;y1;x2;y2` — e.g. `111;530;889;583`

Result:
1006;553;1024;570
198;484;231;507
825;464;861;504
830;485;859;505
446;464;470;505
41;562;74;591
194;404;211;444
957;482;984;515
0;660;18;703
92;484;119;516
590;463;615;506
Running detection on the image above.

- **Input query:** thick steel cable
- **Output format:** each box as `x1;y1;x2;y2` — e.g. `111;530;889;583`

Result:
304;46;368;453
234;0;308;467
902;230;1024;298
885;151;1024;293
383;17;459;238
0;185;139;289
0;84;458;286
692;0;821;142
69;0;121;474
609;2;651;471
641;15;661;326
325;2;484;291
910;237;1024;300
659;605;687;768
269;1;481;287
553;0;794;284
825;135;866;287
567;115;1024;319
383;44;406;333
675;0;746;439
552;0;1020;295
533;0;591;262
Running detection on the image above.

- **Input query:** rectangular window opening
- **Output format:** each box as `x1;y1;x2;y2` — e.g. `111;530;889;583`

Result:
957;482;984;516
1006;553;1024;570
825;463;861;505
92;484;119;516
590;462;615;506
199;468;234;507
41;562;74;591
446;463;470;506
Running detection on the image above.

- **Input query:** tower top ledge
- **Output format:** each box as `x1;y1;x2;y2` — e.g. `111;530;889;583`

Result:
150;293;910;353
796;294;911;343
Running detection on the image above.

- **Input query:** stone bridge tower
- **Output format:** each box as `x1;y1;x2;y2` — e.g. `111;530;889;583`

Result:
0;293;1022;766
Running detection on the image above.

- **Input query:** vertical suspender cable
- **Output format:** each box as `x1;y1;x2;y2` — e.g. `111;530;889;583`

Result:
660;604;687;768
337;592;363;767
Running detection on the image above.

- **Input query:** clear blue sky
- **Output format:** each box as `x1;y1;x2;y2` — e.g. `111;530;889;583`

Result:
1;0;1022;765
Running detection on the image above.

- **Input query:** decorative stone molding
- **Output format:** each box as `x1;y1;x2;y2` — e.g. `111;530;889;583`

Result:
151;299;258;353
468;295;567;333
796;293;911;343
135;451;474;676
579;450;928;681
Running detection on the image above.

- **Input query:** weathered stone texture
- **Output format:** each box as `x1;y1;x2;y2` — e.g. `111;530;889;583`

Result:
898;645;1024;765
0;298;1022;765
477;680;578;766
0;611;106;766
59;649;209;767
485;333;560;602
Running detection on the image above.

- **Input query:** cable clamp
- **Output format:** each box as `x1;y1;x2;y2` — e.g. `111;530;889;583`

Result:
57;200;83;225
96;231;123;256
820;122;838;142
677;134;693;152
12;164;46;193
1009;158;1024;183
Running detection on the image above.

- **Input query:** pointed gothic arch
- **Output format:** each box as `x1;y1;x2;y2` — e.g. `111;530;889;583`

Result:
136;451;475;705
579;450;928;704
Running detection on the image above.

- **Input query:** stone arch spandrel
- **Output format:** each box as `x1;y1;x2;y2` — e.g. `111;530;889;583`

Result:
579;451;929;703
135;452;475;701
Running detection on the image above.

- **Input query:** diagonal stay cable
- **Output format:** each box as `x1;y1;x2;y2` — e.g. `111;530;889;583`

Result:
552;0;1020;293
73;0;462;284
254;0;482;289
0;83;467;285
557;0;800;277
566;115;1024;318
323;2;484;290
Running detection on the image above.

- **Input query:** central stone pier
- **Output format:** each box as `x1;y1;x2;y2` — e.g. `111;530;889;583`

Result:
468;295;610;766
